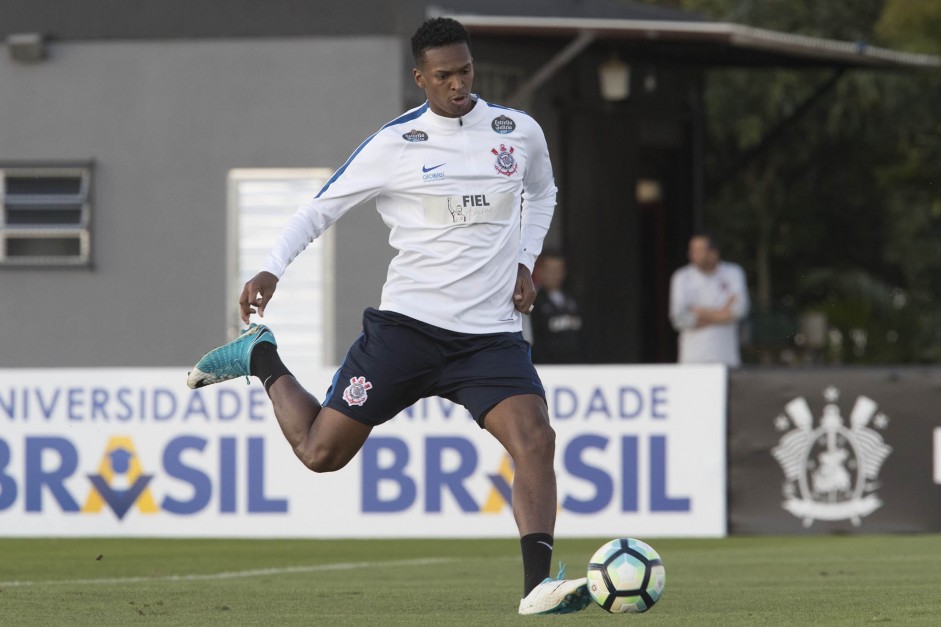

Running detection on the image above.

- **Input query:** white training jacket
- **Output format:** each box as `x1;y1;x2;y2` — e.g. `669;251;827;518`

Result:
260;96;557;334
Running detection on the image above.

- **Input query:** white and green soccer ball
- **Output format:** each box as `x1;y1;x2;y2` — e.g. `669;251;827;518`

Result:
586;538;666;613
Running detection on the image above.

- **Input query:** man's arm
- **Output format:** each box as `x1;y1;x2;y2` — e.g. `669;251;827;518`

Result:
691;297;738;327
240;271;279;324
669;269;696;331
242;133;396;323
728;264;750;320
690;265;750;328
518;123;557;274
260;135;395;279
513;263;537;315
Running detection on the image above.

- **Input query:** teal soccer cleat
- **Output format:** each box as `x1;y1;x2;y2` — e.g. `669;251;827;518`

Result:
186;324;276;389
517;564;591;615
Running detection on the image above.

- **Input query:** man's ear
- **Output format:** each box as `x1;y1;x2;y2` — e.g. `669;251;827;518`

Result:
413;67;425;89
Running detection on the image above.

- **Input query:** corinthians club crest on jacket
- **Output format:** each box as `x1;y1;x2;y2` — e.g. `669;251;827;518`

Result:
771;386;891;527
491;144;518;176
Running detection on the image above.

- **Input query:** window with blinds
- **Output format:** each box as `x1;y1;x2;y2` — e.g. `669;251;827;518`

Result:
0;164;92;266
227;168;336;371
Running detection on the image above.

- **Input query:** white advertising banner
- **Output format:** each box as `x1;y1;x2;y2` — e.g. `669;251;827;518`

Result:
0;365;726;538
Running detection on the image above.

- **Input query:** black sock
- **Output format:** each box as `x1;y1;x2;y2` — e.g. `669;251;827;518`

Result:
249;342;293;392
521;533;554;596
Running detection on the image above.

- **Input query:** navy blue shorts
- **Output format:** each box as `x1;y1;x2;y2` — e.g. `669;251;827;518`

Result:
322;308;546;428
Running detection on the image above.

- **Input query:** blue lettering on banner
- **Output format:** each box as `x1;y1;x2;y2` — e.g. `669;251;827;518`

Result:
621;435;639;511
360;434;691;514
361;437;416;512
552;385;669;419
400;397;473;421
425;437;478;512
561;434;685;512
162;436;212;514
220;436;237;513
0;439;16;509
26;437;80;512
160;436;287;515
392;384;671;422
0;434;288;517
650;435;690;511
562;434;613;513
248;437;287;512
0;386;270;423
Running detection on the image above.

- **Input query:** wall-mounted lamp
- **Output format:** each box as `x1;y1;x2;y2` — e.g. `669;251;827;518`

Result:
598;55;630;101
7;33;46;63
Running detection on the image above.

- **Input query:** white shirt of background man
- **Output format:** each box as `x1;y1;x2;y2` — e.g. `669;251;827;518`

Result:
669;260;749;366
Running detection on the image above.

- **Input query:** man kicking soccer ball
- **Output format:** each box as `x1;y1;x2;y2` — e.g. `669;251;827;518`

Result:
187;17;589;616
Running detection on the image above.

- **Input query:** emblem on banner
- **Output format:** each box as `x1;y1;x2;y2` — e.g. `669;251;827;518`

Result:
82;436;158;520
771;386;892;527
343;376;373;407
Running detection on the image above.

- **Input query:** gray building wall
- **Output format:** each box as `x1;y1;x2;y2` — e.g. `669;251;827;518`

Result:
1;36;401;367
0;0;427;41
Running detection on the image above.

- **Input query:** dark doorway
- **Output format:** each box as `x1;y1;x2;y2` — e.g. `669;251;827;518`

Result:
559;104;696;364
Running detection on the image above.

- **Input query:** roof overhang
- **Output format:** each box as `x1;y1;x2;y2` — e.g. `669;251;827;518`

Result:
444;14;941;70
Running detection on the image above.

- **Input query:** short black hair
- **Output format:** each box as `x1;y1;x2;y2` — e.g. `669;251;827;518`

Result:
411;17;471;65
692;230;720;251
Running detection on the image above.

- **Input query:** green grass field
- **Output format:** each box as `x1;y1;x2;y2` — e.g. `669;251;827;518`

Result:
2;535;940;625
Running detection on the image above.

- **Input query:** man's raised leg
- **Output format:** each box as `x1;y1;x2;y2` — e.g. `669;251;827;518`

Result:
264;375;372;473
188;324;371;473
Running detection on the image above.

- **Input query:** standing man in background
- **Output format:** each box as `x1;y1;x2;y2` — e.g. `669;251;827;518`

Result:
530;251;583;363
186;17;590;616
669;232;750;366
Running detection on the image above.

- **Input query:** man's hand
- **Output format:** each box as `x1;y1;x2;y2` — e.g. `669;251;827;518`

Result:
239;271;279;324
693;295;737;328
513;264;537;315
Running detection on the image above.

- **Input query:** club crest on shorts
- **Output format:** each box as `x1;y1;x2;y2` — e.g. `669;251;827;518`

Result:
771;386;892;527
343;376;373;407
491;144;518;176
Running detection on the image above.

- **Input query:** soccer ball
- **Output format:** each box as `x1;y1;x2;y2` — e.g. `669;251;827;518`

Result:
586;538;665;613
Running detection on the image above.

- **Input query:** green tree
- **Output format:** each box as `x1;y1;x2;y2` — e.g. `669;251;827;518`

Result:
637;0;941;363
874;0;941;360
